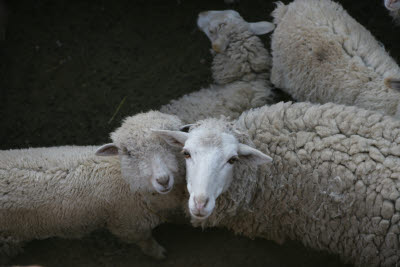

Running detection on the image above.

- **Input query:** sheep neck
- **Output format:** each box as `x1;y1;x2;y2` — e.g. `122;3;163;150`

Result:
211;30;271;85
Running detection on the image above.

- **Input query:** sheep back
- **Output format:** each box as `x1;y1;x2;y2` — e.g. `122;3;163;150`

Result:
235;102;400;266
271;0;400;117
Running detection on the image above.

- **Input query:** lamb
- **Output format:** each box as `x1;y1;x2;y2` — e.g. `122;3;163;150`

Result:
0;111;187;262
160;10;276;123
155;102;400;266
384;0;400;24
270;0;400;119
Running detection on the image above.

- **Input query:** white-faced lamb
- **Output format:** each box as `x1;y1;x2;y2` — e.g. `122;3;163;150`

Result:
270;0;400;118
384;0;400;24
0;111;186;262
155;102;400;267
160;10;276;123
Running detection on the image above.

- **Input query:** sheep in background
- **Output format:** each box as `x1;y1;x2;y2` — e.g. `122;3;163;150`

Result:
160;10;276;123
271;0;400;118
0;111;186;262
384;0;400;24
155;102;400;266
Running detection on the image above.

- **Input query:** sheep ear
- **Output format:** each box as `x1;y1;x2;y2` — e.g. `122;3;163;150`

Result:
153;130;188;148
179;124;195;133
385;78;400;90
249;21;275;35
96;143;119;156
238;143;273;165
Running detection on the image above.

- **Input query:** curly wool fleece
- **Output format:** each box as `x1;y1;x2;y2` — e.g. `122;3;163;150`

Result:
189;102;400;267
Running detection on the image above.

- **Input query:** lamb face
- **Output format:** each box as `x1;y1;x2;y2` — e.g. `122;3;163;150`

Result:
116;144;179;194
385;0;400;11
154;119;272;219
183;129;239;219
197;10;274;54
96;111;184;194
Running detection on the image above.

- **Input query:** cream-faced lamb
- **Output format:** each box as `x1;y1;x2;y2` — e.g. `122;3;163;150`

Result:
271;0;400;118
160;10;276;123
155;102;400;266
384;0;400;24
0;111;186;262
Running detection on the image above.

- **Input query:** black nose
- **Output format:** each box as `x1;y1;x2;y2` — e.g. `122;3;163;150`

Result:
156;176;170;187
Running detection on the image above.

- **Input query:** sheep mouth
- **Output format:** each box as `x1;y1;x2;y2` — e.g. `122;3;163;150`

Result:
190;210;210;220
157;186;172;194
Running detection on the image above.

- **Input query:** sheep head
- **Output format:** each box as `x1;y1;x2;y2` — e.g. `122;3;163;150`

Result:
155;118;272;220
197;10;274;54
96;111;184;194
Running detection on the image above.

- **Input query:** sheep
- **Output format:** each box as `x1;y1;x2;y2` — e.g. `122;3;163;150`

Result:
384;0;400;24
160;10;276;123
154;102;400;266
270;0;400;119
0;111;187;262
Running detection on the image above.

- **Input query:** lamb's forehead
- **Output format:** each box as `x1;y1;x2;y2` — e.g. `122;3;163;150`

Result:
186;118;237;148
188;131;238;149
197;10;244;30
111;111;182;149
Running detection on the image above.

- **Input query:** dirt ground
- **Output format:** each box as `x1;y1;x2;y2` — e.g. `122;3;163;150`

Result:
1;0;399;266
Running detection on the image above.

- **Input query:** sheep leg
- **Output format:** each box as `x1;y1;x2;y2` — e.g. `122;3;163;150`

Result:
136;235;166;260
111;228;166;259
107;208;166;259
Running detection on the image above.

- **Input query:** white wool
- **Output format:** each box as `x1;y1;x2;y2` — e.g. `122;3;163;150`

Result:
271;0;400;118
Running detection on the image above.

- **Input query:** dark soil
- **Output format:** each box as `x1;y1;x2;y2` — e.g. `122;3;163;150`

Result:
1;0;399;266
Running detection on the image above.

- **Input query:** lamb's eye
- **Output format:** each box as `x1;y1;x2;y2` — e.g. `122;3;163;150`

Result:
227;156;238;164
182;150;191;159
